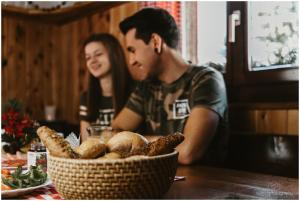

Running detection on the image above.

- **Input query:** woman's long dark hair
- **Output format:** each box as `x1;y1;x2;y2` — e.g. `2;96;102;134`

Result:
83;33;133;120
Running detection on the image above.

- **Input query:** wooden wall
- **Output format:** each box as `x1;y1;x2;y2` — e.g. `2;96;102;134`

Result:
2;18;60;120
2;2;139;124
230;103;298;136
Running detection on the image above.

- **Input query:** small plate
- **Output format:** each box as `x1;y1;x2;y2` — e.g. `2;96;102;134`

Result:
1;177;51;198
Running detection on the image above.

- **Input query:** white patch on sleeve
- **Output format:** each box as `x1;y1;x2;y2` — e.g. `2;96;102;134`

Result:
79;111;87;116
79;105;88;111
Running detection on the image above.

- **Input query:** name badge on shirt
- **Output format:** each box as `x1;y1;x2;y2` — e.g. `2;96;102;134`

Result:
172;99;191;119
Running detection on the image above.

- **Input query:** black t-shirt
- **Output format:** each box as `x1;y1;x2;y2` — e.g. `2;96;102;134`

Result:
79;92;114;127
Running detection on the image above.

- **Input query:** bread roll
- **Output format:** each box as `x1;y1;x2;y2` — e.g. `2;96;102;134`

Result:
99;130;115;144
125;155;149;160
75;138;106;159
146;133;184;156
37;126;78;158
127;133;185;157
97;152;121;160
106;131;148;157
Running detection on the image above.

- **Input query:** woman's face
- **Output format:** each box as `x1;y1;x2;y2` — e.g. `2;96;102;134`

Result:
85;41;111;79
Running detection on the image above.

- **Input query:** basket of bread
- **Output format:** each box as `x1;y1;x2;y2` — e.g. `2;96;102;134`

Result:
37;126;184;199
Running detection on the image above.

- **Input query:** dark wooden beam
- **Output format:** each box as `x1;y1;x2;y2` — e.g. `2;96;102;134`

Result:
2;2;128;25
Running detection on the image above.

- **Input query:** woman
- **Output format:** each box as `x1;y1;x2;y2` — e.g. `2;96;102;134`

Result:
79;33;133;142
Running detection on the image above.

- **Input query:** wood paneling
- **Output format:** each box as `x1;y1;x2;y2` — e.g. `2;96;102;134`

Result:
109;3;139;44
287;110;298;135
1;17;8;101
230;106;298;136
230;102;298;110
255;110;288;135
108;3;140;80
2;2;139;124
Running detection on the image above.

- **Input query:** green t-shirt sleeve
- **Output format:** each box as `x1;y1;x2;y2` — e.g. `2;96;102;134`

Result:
125;82;145;117
191;68;227;119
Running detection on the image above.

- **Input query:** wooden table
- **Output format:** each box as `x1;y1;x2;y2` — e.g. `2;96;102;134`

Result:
165;165;299;199
2;163;298;199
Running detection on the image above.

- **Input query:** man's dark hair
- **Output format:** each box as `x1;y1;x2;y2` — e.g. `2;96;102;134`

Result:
119;7;179;49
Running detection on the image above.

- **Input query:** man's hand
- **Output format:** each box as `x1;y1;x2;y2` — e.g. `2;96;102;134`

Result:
176;107;219;165
112;108;144;131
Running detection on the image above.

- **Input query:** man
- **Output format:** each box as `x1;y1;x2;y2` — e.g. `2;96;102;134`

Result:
112;8;228;165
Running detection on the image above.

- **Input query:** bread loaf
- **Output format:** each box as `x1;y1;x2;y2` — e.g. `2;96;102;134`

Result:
37;126;79;158
75;138;106;159
97;152;121;160
106;131;148;157
146;133;184;156
127;133;184;157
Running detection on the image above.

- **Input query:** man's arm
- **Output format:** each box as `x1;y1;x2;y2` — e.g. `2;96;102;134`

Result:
112;108;144;131
176;107;219;165
112;109;162;142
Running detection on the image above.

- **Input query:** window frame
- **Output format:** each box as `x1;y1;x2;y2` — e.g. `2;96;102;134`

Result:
227;2;298;102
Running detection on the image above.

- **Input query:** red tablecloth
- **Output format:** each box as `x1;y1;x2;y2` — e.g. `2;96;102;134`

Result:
20;185;63;200
16;177;184;199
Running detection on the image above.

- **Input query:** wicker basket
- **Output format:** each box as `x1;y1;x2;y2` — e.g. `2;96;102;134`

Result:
48;151;178;199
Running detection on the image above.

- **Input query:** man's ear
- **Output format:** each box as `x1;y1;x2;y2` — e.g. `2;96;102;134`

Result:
151;33;163;54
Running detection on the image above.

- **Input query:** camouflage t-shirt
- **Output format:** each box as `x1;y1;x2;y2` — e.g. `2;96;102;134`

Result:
126;65;228;164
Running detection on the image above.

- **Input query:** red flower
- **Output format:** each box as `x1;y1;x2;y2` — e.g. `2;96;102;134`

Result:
21;119;28;124
8;120;14;127
21;115;32;127
2;109;32;139
17;124;24;132
7;109;15;117
13;112;19;120
4;126;14;135
2;113;8;121
15;130;24;138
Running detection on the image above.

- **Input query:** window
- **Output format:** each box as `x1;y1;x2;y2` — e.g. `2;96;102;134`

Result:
228;2;298;102
247;2;298;71
181;2;227;72
197;2;227;72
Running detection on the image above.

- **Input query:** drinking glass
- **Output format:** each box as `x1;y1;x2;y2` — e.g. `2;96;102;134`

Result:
86;124;115;143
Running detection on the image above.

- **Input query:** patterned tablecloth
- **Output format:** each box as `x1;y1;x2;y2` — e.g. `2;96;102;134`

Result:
20;185;63;200
2;152;62;200
1;151;184;201
10;177;185;200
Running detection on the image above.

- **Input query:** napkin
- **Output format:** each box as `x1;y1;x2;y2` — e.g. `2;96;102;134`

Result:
65;132;80;149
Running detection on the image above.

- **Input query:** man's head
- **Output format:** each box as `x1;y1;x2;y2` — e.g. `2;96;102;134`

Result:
119;8;179;80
